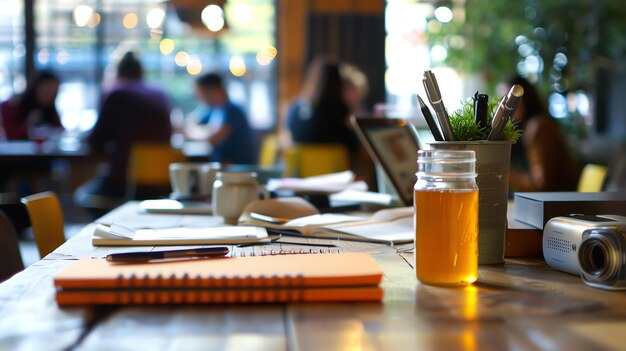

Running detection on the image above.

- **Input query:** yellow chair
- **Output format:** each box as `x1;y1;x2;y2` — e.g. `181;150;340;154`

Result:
126;142;186;199
577;164;609;192
258;134;279;167
283;143;350;178
21;191;65;259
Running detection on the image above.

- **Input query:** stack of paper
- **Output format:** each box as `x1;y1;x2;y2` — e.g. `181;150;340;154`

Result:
266;171;367;194
92;225;268;246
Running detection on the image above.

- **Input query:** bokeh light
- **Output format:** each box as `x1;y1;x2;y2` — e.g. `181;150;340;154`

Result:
73;5;93;27
202;5;225;32
174;51;190;67
159;38;175;55
553;52;568;69
549;93;568;118
231;2;253;24
123;13;139;29
37;48;50;64
87;12;100;28
256;46;277;65
434;6;453;23
229;56;247;77
187;56;203;75
430;45;448;62
56;49;70;65
146;8;166;29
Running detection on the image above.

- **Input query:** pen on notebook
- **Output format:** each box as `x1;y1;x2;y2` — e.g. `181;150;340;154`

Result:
474;92;489;128
417;94;444;141
106;247;229;263
487;84;524;140
423;70;455;141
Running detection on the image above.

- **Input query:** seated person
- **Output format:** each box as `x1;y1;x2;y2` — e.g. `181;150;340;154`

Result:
185;73;255;165
507;76;580;192
75;51;172;211
0;71;63;195
1;70;63;140
286;57;356;150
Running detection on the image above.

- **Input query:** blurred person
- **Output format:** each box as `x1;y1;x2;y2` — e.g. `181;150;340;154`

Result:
286;57;377;187
287;57;356;149
184;72;255;165
340;63;376;188
0;71;63;196
340;63;370;117
1;70;63;140
507;75;580;192
75;51;172;211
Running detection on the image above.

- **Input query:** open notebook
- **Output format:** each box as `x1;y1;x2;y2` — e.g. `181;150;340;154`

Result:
239;207;414;244
54;253;384;305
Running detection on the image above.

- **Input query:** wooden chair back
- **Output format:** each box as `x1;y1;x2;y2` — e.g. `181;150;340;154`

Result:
126;143;186;199
21;191;65;259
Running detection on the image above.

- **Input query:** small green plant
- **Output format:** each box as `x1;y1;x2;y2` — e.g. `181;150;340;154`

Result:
448;96;521;141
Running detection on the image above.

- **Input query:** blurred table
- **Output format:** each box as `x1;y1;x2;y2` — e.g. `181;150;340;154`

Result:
0;139;91;160
1;202;626;350
0;139;103;194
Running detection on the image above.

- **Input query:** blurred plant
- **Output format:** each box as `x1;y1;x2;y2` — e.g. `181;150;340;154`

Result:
427;0;626;96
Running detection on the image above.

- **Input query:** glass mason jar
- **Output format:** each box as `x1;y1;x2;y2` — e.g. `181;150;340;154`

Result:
414;150;479;286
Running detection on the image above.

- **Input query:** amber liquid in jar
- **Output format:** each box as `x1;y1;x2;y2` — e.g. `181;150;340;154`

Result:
414;189;479;286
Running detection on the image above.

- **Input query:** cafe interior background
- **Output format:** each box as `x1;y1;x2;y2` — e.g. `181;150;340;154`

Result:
1;0;626;265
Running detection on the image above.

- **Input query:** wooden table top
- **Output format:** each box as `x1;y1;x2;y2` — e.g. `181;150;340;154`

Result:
1;202;625;350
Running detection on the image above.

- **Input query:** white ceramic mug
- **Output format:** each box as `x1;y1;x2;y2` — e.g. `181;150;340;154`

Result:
169;162;221;199
211;172;269;225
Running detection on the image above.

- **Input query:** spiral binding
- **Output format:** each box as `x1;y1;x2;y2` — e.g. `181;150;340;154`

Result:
113;271;310;304
107;248;343;304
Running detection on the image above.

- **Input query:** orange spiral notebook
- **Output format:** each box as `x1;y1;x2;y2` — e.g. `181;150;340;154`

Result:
53;253;384;305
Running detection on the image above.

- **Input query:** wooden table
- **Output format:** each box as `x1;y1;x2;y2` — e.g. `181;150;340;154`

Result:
1;203;626;350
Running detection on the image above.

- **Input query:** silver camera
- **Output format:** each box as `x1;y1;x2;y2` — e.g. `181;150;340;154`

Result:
543;214;626;275
578;226;626;290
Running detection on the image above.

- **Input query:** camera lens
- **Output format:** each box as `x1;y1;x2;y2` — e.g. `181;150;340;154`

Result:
580;239;607;277
579;236;618;280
